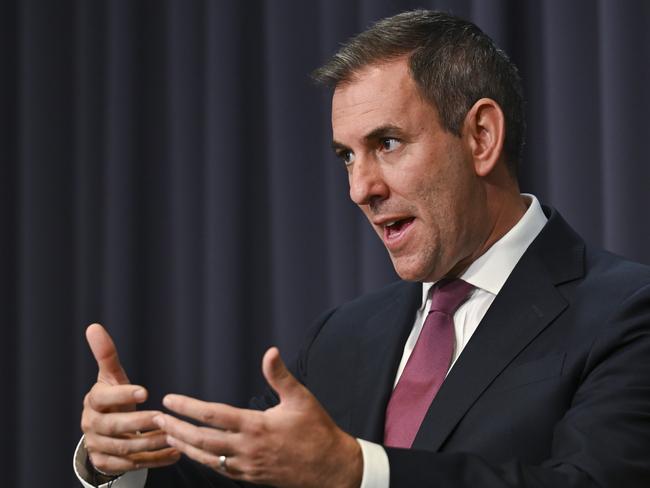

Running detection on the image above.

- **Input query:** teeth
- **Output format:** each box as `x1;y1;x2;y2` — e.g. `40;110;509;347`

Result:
385;220;397;227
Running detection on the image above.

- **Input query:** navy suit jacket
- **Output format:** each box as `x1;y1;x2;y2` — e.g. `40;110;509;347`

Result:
148;208;650;487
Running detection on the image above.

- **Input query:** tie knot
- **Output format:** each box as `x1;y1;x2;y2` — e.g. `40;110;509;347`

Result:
429;278;474;315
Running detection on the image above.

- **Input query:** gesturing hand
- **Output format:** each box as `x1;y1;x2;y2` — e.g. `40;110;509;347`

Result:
154;347;363;488
81;323;180;475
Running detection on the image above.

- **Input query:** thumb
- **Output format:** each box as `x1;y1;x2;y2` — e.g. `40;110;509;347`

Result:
86;323;130;385
262;347;302;402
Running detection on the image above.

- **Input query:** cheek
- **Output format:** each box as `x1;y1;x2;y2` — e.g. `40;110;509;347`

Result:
414;185;469;251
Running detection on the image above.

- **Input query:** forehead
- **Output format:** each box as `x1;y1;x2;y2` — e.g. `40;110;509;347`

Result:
331;59;435;140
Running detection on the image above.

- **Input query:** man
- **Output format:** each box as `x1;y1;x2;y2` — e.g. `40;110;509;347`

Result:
75;10;650;488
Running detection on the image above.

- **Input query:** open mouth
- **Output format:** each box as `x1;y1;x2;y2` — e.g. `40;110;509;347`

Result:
384;217;415;240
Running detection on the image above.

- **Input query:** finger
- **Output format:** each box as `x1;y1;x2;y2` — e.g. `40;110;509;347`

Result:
86;323;129;385
89;447;181;475
86;383;148;412
85;429;169;457
162;394;244;431
153;413;232;454
262;347;301;401
84;409;164;437
165;435;239;477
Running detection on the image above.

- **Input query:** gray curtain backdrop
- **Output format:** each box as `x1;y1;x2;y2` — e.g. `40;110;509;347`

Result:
1;0;648;486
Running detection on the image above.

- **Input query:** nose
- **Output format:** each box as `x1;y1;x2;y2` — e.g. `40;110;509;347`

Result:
348;156;389;206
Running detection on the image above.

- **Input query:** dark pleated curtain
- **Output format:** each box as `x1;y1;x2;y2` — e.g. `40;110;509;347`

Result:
1;0;649;486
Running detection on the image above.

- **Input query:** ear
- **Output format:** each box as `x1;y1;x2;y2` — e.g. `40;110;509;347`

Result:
462;98;505;177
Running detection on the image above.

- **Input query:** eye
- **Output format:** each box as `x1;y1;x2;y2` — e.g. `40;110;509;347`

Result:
380;138;401;152
337;149;355;166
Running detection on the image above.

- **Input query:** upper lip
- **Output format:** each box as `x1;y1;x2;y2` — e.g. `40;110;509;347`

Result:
372;215;415;227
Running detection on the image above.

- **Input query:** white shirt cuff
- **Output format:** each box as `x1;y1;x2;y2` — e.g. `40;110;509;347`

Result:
357;438;390;488
73;436;148;488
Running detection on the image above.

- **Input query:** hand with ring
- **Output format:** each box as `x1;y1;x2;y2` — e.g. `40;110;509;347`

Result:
153;347;363;488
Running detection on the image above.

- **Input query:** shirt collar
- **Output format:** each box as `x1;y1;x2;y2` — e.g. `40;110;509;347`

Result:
419;194;547;309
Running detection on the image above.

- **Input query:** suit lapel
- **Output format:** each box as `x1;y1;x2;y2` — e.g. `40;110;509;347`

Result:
349;281;421;442
412;209;585;451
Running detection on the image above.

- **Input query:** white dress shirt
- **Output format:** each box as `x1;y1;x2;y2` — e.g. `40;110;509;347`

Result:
75;195;547;488
74;436;147;488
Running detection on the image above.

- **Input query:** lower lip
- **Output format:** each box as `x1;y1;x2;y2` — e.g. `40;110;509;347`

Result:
383;219;415;251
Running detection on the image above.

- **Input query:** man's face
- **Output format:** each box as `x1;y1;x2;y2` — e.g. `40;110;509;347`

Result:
331;59;489;282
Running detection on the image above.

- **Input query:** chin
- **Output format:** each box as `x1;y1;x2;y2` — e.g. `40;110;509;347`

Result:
391;257;434;282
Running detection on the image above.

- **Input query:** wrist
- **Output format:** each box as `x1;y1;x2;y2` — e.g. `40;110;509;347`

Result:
349;437;363;488
333;432;363;488
85;452;124;483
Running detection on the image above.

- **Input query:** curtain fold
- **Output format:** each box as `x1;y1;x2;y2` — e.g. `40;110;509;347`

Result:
2;1;648;485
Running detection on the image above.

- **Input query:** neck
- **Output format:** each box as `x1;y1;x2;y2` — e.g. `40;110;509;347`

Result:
484;188;528;248
447;182;526;279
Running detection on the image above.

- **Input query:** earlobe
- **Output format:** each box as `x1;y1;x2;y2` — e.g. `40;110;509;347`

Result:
464;98;505;177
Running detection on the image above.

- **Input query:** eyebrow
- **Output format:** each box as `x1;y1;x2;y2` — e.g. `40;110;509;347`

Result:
331;140;349;154
331;124;405;154
363;124;404;142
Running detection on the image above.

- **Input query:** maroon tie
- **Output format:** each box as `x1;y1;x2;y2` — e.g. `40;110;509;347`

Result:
383;279;474;448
